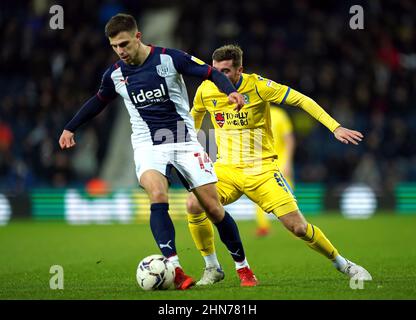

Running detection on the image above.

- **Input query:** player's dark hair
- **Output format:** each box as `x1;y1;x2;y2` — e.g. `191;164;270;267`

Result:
105;13;138;38
212;44;243;68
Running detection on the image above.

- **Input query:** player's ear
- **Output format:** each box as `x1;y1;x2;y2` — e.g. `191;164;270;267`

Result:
135;31;142;42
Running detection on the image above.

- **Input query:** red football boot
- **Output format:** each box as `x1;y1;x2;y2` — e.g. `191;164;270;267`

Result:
237;267;258;287
174;267;196;290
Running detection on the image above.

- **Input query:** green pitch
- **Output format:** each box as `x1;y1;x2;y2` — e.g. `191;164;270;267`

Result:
1;213;415;300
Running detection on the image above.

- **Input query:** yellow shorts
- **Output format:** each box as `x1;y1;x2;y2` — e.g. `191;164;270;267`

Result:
214;159;299;218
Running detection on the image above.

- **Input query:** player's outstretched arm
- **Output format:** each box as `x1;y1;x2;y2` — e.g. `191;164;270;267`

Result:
59;129;76;149
59;94;110;150
333;126;364;145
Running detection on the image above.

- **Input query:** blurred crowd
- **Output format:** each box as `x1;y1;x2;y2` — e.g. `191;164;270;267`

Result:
0;0;415;195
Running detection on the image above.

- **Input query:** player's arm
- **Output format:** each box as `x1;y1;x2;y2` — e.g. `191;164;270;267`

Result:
191;85;207;130
257;79;363;145
284;89;363;145
59;68;117;149
167;49;244;111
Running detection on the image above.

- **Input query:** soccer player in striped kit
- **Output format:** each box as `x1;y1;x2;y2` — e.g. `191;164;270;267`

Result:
59;14;257;289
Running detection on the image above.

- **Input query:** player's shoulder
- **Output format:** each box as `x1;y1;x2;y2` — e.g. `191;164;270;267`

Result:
249;73;282;91
244;73;269;83
161;47;208;66
161;47;194;59
101;61;122;79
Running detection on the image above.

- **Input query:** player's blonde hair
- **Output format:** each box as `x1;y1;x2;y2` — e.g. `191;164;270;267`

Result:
212;44;243;68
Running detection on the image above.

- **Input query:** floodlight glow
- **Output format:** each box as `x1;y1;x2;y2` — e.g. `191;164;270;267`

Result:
0;194;11;225
340;184;377;219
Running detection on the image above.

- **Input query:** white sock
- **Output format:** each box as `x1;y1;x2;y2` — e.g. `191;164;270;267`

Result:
235;258;250;270
203;253;221;269
167;255;181;269
333;254;348;271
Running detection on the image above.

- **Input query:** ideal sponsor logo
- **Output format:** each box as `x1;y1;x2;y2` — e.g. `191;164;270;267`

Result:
131;84;167;106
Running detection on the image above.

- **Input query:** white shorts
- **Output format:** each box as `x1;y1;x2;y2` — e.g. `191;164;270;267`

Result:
133;141;217;190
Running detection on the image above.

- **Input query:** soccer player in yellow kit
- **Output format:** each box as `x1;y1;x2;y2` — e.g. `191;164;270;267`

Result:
187;45;371;286
255;107;295;236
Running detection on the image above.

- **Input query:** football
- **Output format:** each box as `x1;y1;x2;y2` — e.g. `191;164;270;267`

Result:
136;254;175;290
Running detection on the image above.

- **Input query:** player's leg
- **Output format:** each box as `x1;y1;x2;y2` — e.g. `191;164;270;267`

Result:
139;169;195;289
135;143;196;290
174;144;257;286
251;162;371;280
186;193;224;285
278;209;339;259
191;182;257;286
187;164;242;269
186;177;243;285
278;209;371;280
243;160;368;280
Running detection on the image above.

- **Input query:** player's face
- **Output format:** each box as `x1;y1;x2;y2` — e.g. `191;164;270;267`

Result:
109;31;141;64
213;59;243;85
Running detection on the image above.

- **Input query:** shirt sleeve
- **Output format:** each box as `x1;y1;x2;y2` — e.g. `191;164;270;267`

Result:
64;67;117;132
97;66;118;102
256;76;340;132
191;84;207;130
254;77;291;104
166;48;213;79
283;88;341;132
167;48;236;95
64;95;108;132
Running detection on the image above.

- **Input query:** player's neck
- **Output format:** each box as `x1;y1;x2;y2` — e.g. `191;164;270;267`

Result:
130;44;151;66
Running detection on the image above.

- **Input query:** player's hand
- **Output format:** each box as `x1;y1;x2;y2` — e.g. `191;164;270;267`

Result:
333;126;363;145
59;129;76;149
228;92;245;112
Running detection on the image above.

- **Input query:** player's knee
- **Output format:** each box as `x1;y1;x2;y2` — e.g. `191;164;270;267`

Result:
203;202;224;223
292;223;308;237
148;190;168;203
186;197;203;215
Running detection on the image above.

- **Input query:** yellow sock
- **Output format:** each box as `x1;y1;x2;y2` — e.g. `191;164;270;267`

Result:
187;212;215;256
255;205;271;229
301;223;339;260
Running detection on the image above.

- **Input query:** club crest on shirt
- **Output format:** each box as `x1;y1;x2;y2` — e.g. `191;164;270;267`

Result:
243;94;250;104
215;112;225;128
156;64;169;77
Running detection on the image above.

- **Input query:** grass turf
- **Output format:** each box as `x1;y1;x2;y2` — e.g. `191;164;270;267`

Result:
0;213;415;300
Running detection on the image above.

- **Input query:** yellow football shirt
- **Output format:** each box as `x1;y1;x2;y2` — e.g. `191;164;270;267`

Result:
191;73;340;166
